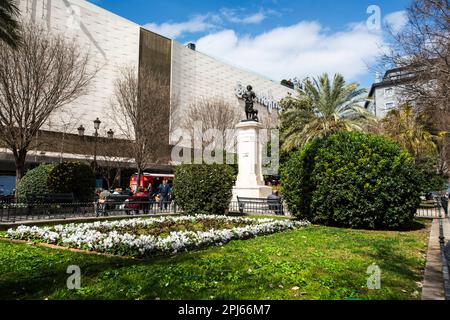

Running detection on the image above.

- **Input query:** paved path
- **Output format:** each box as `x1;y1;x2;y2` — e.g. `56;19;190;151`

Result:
422;218;450;300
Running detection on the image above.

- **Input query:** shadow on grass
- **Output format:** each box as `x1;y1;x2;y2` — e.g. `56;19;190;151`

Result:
0;247;141;299
396;219;428;232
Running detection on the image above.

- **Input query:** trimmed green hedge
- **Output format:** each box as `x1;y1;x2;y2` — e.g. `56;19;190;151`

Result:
16;164;56;202
174;164;235;215
47;161;96;202
281;132;424;229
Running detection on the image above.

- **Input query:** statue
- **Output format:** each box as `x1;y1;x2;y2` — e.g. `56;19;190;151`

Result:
243;85;258;121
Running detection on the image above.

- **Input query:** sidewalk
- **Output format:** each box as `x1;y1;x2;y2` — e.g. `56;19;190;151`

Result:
422;217;450;300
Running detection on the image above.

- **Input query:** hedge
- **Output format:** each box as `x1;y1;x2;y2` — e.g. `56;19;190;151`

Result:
47;161;96;202
281;132;424;229
174;164;235;215
16;164;56;202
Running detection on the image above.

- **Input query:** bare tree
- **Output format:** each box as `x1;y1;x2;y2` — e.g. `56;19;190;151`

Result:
181;98;241;152
381;0;450;175
111;66;171;187
96;136;133;190
0;21;96;189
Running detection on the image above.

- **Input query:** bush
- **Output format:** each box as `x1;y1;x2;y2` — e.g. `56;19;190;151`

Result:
281;132;424;229
17;164;56;202
174;164;236;215
47;161;96;202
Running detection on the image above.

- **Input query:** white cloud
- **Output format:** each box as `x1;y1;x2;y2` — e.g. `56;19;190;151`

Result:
220;9;267;24
144;15;215;39
143;7;274;39
384;11;408;34
195;21;385;82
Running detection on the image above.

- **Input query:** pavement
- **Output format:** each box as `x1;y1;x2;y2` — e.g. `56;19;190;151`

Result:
422;217;450;300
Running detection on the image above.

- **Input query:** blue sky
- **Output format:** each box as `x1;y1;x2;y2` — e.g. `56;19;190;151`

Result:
88;0;412;88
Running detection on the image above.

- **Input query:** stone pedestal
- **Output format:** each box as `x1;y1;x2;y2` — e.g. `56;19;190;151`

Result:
232;121;272;199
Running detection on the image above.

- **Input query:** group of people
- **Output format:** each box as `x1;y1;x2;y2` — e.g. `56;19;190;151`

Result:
97;179;173;215
133;179;173;210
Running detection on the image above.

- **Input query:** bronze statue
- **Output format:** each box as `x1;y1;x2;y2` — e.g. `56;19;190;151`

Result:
243;85;258;121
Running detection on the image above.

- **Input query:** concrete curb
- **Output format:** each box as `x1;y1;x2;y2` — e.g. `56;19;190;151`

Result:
422;218;448;300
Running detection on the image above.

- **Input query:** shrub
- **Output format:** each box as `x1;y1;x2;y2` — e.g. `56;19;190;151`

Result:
281;132;424;229
174;164;236;215
17;164;56;201
47;161;96;202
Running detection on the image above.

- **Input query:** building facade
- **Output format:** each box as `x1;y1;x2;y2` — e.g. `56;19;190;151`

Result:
365;67;418;118
0;0;294;192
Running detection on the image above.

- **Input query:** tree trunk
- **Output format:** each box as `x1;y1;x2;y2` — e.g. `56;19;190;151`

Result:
136;168;141;192
14;150;27;200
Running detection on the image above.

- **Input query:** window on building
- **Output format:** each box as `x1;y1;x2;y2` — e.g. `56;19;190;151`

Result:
385;102;395;110
384;88;394;97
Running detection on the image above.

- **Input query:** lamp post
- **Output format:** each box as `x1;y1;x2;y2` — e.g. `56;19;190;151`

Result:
77;125;85;137
107;129;114;139
92;118;101;172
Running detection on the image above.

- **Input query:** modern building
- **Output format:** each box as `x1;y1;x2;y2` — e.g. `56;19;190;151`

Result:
365;67;418;118
0;0;294;192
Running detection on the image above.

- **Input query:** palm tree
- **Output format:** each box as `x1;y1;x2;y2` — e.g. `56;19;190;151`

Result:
0;0;21;48
382;104;438;162
280;73;374;152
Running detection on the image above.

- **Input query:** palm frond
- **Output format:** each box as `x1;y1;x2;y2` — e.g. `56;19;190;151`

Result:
280;73;375;152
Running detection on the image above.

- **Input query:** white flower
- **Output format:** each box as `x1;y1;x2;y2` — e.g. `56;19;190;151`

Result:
6;215;310;257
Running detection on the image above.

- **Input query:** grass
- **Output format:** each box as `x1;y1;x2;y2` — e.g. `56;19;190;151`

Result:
0;219;430;300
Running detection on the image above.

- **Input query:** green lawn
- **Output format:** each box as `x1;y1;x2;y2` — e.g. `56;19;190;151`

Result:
0;220;429;300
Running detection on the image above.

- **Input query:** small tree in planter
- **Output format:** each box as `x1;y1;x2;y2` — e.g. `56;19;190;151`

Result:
174;164;235;215
47;161;96;202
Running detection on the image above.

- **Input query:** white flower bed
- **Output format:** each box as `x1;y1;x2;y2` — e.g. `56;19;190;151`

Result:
6;215;310;257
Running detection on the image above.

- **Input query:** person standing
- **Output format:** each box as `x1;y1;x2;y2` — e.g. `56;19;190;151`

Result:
134;187;149;214
440;192;449;216
97;189;111;217
267;190;284;216
158;179;171;210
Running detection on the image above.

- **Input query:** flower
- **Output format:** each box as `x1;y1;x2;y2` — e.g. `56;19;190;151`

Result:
6;215;310;257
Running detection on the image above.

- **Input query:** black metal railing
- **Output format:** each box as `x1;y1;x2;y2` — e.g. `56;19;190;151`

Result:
95;199;179;217
0;200;178;223
415;198;448;219
228;200;286;216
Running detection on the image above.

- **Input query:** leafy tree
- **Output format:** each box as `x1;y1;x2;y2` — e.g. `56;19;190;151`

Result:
174;164;235;215
382;104;447;192
281;132;424;229
16;164;55;202
47;161;96;202
280;73;374;152
382;104;438;162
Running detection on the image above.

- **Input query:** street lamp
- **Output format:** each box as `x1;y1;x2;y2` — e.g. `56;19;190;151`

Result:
107;129;114;139
92;118;101;172
77;125;85;137
94;118;101;132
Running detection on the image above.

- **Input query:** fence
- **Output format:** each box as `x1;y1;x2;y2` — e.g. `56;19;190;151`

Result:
0;200;178;223
2;197;445;223
415;199;448;219
228;201;285;216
